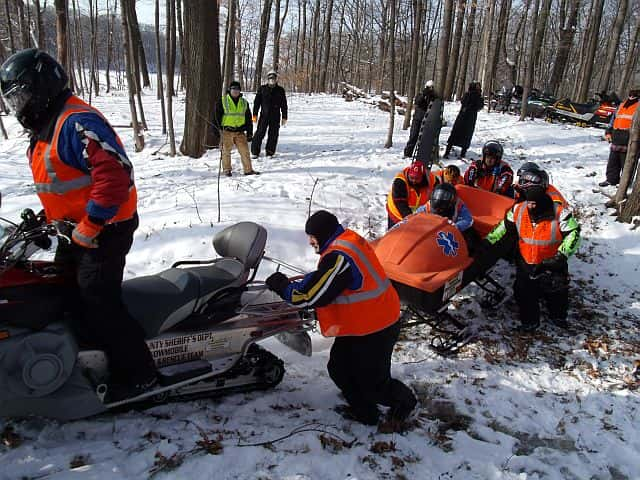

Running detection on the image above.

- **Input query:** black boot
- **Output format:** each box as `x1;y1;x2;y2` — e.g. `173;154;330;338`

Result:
460;148;467;158
443;144;452;159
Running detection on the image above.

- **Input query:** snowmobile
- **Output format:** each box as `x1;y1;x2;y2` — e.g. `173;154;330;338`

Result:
545;93;617;128
0;208;315;421
372;185;514;355
526;89;556;118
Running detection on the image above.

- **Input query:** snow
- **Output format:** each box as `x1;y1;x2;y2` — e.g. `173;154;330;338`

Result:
1;90;640;480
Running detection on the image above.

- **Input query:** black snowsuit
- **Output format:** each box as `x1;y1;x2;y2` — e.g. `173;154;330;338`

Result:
251;83;288;156
446;89;484;153
404;88;438;158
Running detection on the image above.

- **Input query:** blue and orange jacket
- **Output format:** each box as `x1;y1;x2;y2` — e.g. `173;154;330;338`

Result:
28;93;136;224
463;159;514;197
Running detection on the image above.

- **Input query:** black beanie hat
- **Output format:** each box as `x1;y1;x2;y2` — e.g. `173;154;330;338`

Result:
229;80;241;90
305;210;340;247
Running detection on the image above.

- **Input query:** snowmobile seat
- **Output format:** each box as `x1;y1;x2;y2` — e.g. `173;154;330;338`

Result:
122;222;268;338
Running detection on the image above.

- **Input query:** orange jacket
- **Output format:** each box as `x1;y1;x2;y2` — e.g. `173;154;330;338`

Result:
386;168;435;223
513;201;565;264
612;101;639;131
315;229;400;337
433;168;462;185
30;96;137;224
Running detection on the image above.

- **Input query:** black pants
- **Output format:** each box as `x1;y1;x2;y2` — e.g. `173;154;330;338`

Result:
251;114;280;156
403;108;426;158
514;263;569;327
327;321;416;423
605;149;627;185
56;215;156;385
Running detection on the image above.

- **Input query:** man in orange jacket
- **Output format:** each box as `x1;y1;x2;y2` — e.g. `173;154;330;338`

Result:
386;160;436;229
0;49;157;400
599;86;640;187
265;211;417;428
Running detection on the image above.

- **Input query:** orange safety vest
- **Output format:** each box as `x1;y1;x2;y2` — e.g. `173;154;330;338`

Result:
472;161;511;193
315;229;400;337
386;169;435;223
513;201;565;265
612;101;639;131
547;184;568;207
30;95;137;224
433;169;462;185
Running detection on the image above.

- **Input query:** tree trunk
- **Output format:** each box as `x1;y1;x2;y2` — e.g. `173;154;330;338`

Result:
54;0;70;76
4;0;15;52
222;0;236;91
120;0;144;152
318;0;333;91
487;0;511;101
309;0;321;92
155;0;166;134
403;0;423;129
180;0;221;158
519;0;540;120
598;0;628;92
166;0;176;155
455;0;477;100
127;0;150;88
234;0;243;82
575;0;604;102
444;0;466;100
105;2;114;93
33;0;44;48
548;0;579;96
617;14;640;99
435;0;454;98
176;0;186;89
253;0;273;90
618;108;640;222
272;0;289;73
384;0;396;149
479;0;496;91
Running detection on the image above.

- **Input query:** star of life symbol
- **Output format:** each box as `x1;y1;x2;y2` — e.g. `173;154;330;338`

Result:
437;231;459;257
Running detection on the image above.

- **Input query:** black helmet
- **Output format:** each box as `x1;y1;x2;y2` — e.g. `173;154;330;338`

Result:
430;183;457;217
518;167;549;201
516;161;541;178
482;140;503;161
0;48;69;130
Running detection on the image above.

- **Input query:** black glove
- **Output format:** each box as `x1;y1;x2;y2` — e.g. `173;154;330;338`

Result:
246;133;253;142
538;253;567;273
265;272;289;295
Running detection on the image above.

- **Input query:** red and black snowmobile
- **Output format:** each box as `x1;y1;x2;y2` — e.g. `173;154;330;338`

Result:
0;206;314;421
372;185;514;354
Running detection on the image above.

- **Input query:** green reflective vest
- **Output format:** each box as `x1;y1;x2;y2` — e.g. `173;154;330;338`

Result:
221;95;248;128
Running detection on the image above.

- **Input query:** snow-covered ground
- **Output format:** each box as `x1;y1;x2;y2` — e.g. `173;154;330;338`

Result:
1;91;639;480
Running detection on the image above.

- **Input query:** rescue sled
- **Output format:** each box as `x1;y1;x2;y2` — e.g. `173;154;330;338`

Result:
372;185;514;354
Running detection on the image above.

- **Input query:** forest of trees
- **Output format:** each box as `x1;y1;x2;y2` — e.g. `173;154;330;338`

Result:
0;0;639;218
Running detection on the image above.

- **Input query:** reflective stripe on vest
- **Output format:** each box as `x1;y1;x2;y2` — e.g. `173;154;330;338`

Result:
513;202;564;264
33;103;94;195
612;102;639;131
222;95;248;128
331;239;392;304
316;230;400;337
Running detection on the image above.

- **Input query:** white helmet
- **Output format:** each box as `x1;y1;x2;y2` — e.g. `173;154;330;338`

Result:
267;70;278;79
425;80;434;88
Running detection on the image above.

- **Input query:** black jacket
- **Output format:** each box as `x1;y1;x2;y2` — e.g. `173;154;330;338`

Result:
447;90;484;149
415;88;437;112
214;93;253;135
254;84;288;119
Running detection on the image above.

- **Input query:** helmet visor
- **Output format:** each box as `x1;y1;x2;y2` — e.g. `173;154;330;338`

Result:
2;83;31;115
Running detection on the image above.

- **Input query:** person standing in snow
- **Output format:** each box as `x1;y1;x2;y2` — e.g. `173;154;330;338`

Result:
483;166;581;332
463;140;514;197
214;80;258;177
404;80;439;158
599;86;640;187
386;160;437;229
251;70;288;158
0;48;157;400
444;82;484;159
265;210;417;429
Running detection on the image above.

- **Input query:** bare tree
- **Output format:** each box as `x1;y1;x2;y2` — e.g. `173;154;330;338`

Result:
222;0;237;91
435;0;454;98
455;0;477;100
166;0;177;155
617;109;640;223
599;0;629;93
4;0;15;52
180;0;221;158
519;0;540;120
120;0;144;152
272;0;289;72
617;13;640;98
548;0;580;96
403;0;424;129
318;0;333;91
444;0;466;100
253;0;273;90
574;0;604;102
54;0;71;76
384;0;397;148
154;0;166;134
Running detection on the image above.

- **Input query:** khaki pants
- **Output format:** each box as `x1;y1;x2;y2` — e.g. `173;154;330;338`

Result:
221;131;253;174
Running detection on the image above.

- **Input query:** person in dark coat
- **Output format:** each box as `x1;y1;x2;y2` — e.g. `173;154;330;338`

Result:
251;70;288;158
403;80;438;158
444;82;484;159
